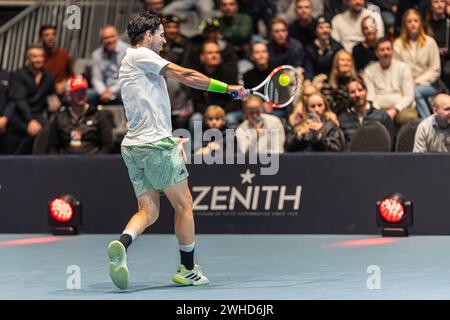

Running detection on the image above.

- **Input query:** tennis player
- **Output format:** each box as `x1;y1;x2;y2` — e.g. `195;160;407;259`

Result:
107;10;247;289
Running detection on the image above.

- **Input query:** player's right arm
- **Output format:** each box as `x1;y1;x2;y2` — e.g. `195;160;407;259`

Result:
161;63;247;100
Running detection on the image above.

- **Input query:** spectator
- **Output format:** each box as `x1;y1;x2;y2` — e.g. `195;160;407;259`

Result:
237;0;277;35
0;69;13;154
40;25;74;96
363;37;418;126
236;95;286;154
320;49;357;115
144;0;165;13
395;0;429;34
183;18;238;76
352;16;379;72
413;93;450;152
162;0;215;38
189;41;241;131
8;44;61;154
306;15;343;77
48;76;113;155
393;8;441;119
324;0;347;21
90;25;130;105
331;0;385;52
218;0;253;58
289;0;317;47
195;105;228;155
370;0;398;31
286;92;344;151
424;0;450;88
267;17;313;81
161;15;194;129
339;77;394;145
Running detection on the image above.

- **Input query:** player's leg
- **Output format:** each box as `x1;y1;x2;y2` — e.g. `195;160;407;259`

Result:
108;189;160;289
164;179;209;285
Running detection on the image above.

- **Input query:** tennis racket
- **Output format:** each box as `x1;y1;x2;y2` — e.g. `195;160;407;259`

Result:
232;65;300;109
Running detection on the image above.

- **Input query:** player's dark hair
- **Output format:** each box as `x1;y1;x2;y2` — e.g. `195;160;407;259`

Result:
127;10;164;46
39;25;56;37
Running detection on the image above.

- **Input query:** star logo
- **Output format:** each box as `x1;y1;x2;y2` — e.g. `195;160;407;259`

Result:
240;169;255;184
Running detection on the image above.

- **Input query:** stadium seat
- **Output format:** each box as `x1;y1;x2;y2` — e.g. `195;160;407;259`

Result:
349;122;392;152
97;105;128;143
395;119;421;152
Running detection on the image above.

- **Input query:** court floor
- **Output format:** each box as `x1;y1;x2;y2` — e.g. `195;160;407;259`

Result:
0;234;449;300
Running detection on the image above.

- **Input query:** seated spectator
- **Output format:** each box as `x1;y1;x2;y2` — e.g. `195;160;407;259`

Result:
352;16;379;73
90;25;130;106
236;95;286;154
413;93;450;152
424;0;450;88
286;92;344;151
324;0;347;21
189;41;241;131
243;41;286;119
363;37;418;126
370;1;398;31
48;76;113;155
8;44;61;154
218;0;253;58
40;25;74;97
161;15;191;66
0;69;13;154
395;0;428;34
289;0;317;47
306;15;343;77
183;18;238;76
195;105;228;155
331;0;385;52
267;17;313;81
393;8;441;119
320;49;358;115
339;77;394;145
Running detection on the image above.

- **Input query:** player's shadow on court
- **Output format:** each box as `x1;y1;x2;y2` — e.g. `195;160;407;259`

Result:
89;282;213;294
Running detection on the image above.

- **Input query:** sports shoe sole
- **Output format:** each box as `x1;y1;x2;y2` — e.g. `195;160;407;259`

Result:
108;240;129;289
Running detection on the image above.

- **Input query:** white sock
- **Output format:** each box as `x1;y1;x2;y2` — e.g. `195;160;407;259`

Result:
122;229;137;241
179;242;195;252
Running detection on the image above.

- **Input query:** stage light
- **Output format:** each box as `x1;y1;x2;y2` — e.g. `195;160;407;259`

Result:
48;194;81;235
376;193;413;237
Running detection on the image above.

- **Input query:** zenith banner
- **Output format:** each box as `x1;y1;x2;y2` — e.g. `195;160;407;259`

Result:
0;154;449;234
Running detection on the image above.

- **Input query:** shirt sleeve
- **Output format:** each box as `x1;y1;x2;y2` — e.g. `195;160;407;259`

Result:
397;63;415;112
412;121;428;153
414;38;441;86
133;48;170;75
91;50;107;94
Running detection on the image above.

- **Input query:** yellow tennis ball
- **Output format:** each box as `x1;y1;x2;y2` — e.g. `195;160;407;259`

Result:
279;74;290;87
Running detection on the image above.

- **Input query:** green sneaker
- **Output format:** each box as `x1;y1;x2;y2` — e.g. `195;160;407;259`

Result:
107;240;129;289
172;264;209;286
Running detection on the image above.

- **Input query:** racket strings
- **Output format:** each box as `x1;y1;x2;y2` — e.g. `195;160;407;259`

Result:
265;68;300;106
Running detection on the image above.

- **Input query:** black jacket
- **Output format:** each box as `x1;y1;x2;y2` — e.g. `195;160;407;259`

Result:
9;66;56;130
285;115;345;152
48;105;113;155
306;38;343;76
338;102;395;146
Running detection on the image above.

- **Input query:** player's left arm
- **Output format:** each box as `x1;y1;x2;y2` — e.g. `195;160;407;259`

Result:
161;63;247;99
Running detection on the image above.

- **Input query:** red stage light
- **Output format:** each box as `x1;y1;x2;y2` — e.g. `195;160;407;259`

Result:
379;198;405;223
49;198;74;223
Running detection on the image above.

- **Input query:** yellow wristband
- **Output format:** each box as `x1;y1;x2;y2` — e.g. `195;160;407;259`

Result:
207;79;228;94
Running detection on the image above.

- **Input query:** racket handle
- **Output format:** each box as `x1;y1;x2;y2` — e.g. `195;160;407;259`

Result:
231;89;251;99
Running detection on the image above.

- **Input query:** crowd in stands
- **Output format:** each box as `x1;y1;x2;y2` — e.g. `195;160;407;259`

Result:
1;0;450;156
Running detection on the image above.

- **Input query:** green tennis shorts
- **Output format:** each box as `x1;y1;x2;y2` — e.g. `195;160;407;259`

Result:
121;137;189;197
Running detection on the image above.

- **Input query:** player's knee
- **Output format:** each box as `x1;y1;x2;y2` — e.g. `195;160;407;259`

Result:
173;196;193;215
141;207;159;226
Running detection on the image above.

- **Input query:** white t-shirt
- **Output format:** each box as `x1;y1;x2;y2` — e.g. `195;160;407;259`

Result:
119;47;171;146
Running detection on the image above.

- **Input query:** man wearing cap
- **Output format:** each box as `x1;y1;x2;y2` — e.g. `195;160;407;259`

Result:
47;76;113;154
306;15;343;77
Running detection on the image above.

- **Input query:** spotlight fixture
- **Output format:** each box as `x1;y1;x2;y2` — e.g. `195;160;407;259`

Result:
48;194;81;235
376;193;413;237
